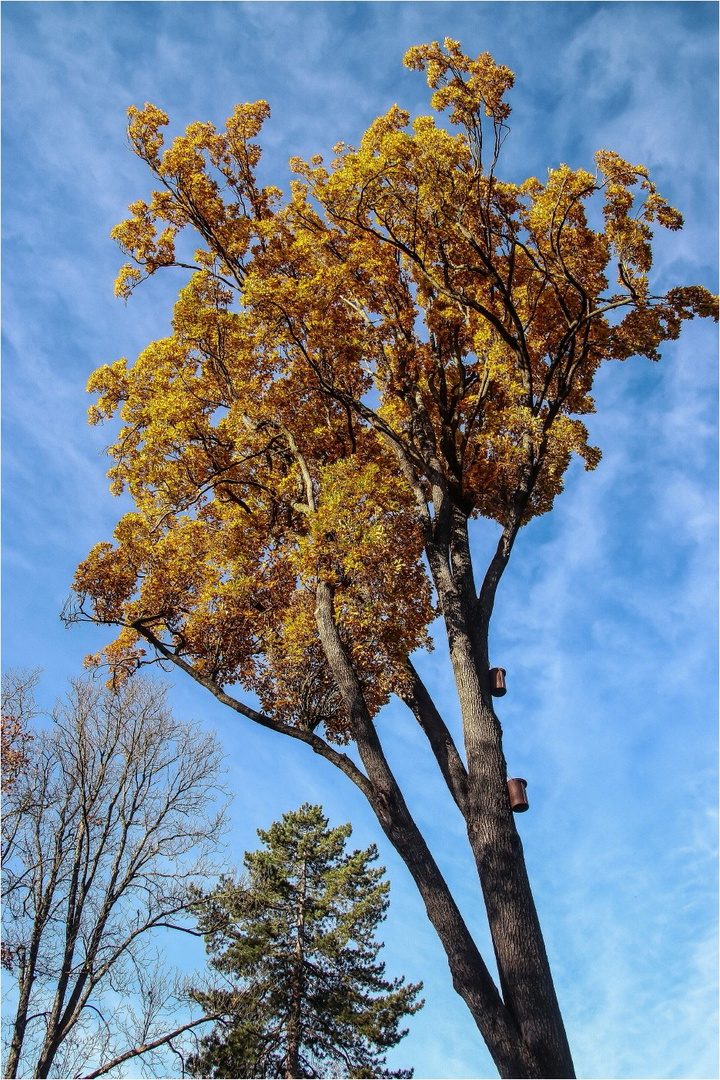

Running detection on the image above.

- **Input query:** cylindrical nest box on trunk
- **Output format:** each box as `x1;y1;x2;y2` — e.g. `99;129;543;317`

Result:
507;777;529;813
489;667;507;696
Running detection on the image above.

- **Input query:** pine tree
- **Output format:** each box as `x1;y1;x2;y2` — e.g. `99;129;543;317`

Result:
188;804;423;1079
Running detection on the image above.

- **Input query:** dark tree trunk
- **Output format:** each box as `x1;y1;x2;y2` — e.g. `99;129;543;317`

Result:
314;580;575;1079
460;680;575;1078
4;960;33;1079
439;510;575;1078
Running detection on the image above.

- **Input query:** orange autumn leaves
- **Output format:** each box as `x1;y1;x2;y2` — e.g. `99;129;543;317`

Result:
74;39;717;739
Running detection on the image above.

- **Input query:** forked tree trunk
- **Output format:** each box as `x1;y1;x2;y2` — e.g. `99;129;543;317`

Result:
443;511;575;1078
370;705;574;1078
314;580;575;1079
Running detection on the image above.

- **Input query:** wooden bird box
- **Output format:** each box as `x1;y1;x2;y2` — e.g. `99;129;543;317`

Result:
489;667;507;696
507;777;529;812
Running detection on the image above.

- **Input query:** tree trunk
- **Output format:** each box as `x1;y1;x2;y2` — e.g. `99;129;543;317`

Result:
5;899;53;1080
34;1033;65;1080
461;678;575;1078
435;509;575;1077
4;956;33;1078
286;857;306;1079
314;580;570;1078
371;791;542;1078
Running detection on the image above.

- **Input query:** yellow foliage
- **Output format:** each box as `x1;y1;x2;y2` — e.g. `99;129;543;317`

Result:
74;40;718;738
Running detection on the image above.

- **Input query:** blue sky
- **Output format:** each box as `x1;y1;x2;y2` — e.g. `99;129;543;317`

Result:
1;3;718;1078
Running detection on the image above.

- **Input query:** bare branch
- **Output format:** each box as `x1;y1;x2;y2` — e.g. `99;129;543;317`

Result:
1;675;226;1079
78;1014;219;1079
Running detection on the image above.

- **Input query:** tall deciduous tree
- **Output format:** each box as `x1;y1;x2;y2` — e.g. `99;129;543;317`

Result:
187;803;422;1079
68;39;718;1078
1;675;227;1080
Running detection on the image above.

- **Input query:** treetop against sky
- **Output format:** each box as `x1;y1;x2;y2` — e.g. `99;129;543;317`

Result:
2;5;718;1079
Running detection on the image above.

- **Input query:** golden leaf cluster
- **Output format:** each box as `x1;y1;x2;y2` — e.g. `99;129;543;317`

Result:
74;40;717;738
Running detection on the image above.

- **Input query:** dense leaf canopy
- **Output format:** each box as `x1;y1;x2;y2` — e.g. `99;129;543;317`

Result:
72;39;717;743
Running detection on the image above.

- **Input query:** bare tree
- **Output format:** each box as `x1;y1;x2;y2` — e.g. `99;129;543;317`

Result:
1;673;227;1079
